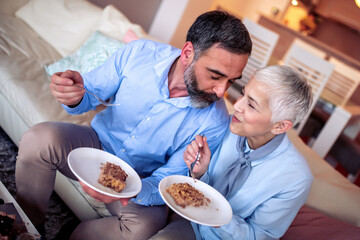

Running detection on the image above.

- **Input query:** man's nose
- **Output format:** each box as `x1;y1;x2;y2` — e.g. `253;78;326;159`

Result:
213;83;228;98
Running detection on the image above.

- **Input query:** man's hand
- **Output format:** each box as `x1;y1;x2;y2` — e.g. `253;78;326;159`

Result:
183;135;211;179
79;181;131;206
50;70;85;106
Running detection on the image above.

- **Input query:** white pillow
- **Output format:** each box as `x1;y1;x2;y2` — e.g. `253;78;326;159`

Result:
96;5;147;42
15;0;102;57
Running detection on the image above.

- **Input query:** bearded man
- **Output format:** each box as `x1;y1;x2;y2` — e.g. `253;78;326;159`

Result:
15;11;251;240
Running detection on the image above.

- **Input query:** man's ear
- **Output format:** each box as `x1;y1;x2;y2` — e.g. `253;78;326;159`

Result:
271;120;293;135
180;41;194;66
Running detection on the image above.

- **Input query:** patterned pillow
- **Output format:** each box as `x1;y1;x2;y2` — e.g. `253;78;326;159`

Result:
45;31;125;76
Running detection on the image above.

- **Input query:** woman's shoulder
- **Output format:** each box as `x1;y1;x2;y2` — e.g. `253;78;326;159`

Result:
269;135;313;181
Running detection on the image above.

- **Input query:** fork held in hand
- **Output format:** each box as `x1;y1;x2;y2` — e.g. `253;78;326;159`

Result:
190;134;205;180
73;84;120;107
190;151;201;178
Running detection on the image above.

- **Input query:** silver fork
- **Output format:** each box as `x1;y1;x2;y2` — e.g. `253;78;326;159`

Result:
190;134;205;181
73;84;120;107
190;150;201;181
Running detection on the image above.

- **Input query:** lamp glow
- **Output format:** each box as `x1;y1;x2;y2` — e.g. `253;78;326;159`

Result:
356;0;360;8
291;0;299;6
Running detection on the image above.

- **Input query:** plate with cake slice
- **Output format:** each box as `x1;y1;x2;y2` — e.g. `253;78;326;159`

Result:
68;147;142;198
159;175;232;226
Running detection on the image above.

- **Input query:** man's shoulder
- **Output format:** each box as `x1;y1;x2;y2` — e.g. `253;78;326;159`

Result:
127;39;179;53
185;99;229;128
208;98;230;121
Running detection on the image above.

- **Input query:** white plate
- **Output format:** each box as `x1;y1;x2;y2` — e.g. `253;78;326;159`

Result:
68;147;141;198
159;175;232;226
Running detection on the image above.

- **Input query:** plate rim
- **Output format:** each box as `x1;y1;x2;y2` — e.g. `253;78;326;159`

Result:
68;147;142;198
159;175;233;226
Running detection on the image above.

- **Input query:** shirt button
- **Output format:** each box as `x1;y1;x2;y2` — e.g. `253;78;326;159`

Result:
122;149;125;152
146;117;150;121
131;135;135;139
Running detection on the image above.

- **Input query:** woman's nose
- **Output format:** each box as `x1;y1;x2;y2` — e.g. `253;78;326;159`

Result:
234;96;245;112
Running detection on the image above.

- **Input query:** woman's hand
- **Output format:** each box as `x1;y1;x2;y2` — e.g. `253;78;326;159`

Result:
183;135;211;179
79;180;131;206
50;70;85;106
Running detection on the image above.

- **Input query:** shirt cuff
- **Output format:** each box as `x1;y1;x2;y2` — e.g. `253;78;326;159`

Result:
131;178;165;206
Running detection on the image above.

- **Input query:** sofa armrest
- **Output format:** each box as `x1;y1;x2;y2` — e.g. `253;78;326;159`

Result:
281;205;360;240
54;172;100;221
287;129;360;226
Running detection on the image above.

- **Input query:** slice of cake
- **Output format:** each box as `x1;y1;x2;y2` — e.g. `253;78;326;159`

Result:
166;183;210;209
98;162;128;193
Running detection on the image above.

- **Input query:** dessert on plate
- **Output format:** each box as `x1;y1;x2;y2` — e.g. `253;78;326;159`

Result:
98;162;128;192
166;182;210;208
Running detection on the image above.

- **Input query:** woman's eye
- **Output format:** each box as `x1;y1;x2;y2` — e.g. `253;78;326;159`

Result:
211;76;220;80
240;87;245;95
248;103;255;109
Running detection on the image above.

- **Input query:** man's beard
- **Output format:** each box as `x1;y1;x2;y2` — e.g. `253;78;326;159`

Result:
184;61;219;109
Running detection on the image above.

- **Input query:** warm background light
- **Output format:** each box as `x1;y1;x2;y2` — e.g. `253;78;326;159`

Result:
291;0;299;6
355;0;360;8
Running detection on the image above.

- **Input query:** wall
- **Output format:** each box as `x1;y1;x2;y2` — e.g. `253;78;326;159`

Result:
149;0;189;44
210;0;289;22
89;0;190;45
89;0;162;32
89;0;290;50
169;0;213;49
311;18;360;64
168;0;291;49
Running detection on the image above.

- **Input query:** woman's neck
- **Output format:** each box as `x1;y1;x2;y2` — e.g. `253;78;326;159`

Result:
247;132;276;150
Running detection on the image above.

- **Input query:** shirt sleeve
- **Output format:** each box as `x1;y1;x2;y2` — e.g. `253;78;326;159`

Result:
201;179;312;240
132;146;188;206
132;118;230;206
62;42;133;115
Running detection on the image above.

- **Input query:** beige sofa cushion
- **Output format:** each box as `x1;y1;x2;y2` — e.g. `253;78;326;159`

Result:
287;129;360;226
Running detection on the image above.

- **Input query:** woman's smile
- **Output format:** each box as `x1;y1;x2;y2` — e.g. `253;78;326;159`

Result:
232;115;240;123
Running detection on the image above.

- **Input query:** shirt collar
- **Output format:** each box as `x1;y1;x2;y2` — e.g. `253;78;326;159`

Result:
238;133;286;167
154;49;181;89
153;49;196;108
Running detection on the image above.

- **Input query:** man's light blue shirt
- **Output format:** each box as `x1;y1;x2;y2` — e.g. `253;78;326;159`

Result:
63;39;230;206
192;126;313;240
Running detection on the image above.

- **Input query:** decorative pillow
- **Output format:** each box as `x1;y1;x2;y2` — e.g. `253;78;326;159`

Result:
122;29;140;44
96;5;147;42
44;31;125;76
15;0;102;57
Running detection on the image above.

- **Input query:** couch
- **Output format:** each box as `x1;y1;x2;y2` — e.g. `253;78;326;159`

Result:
1;0;359;238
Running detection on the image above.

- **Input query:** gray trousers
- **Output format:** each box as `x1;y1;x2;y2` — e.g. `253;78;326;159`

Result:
149;212;195;240
16;122;168;240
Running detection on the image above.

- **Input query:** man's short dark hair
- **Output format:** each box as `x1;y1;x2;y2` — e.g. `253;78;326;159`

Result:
186;11;252;60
